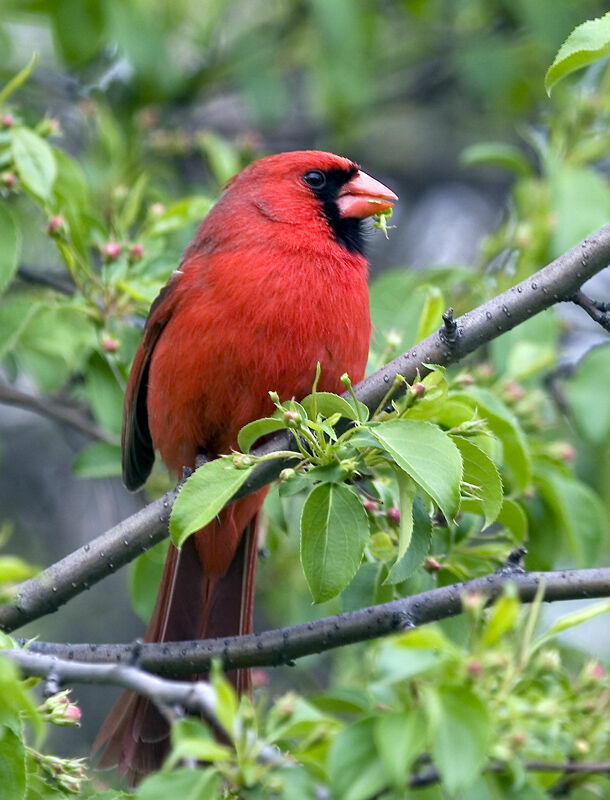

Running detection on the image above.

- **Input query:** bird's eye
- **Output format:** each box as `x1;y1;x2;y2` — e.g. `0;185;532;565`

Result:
303;170;327;189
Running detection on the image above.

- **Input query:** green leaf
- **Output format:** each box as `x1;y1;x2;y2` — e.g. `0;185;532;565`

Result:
0;300;39;360
367;419;462;521
210;662;238;734
199;131;241;184
0;727;26;800
548;162;610;256
545;12;610;95
535;467;606;566
119;173;148;232
497;498;528;542
415;286;445;342
82;353;124;435
374;710;425;789
385;497;431;584
453;388;531;494
0;204;20;295
404;368;449;422
170;459;255;548
237;417;286;453
146;196;213;236
460;142;531;175
300;483;369;603
11;127;57;201
533;599;610;651
431;686;491;794
328;718;387;800
129;540;168;623
455;437;503;527
169;718;232;764
564;344;610;443
482;592;520;645
73;442;122;479
300;391;363;422
0;53;37;106
137;767;221;800
0;556;37;584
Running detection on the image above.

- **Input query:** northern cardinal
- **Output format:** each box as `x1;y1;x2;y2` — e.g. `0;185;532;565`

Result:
94;151;396;782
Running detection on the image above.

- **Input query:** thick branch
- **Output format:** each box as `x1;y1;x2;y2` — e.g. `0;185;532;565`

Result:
15;567;610;674
0;384;118;444
1;224;610;632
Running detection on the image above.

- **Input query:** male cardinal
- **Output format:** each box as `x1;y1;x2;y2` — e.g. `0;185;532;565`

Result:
94;150;396;781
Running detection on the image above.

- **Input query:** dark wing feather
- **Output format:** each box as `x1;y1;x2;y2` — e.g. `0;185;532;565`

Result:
121;276;183;490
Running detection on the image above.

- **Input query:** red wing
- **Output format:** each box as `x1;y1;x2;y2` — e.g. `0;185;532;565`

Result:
121;275;183;490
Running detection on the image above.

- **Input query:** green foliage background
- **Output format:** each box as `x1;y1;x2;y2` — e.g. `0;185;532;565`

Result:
0;2;608;798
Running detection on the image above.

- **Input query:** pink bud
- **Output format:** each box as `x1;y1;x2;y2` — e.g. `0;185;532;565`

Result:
101;335;119;353
151;202;165;216
557;443;576;462
467;659;482;677
363;500;378;513
424;557;442;572
504;381;525;402
586;661;605;680
0;114;14;128
46;215;66;236
1;172;16;187
412;382;426;398
129;243;145;261
283;410;300;424
65;704;82;723
477;363;494;379
386;506;400;524
102;242;121;261
251;669;268;688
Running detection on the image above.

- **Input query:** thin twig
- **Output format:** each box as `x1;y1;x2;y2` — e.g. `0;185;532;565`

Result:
1;224;610;632
3;649;284;767
572;290;610;333
15;567;610;674
0;384;118;445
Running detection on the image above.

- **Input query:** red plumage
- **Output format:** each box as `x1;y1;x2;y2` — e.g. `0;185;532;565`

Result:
94;151;396;782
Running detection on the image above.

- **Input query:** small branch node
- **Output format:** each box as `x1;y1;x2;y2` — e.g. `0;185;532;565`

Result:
43;668;61;698
439;307;458;345
497;546;527;576
571;291;610;333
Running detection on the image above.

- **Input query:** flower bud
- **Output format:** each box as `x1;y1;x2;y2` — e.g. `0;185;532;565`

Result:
251;669;268;688
574;739;589;755
129;243;145;262
1;171;16;188
467;659;482;677
283;410;301;426
268;391;280;404
232;454;252;469
504;381;525;402
463;591;484;613
38;117;60;137
102;241;121;261
363;500;378;513
150;202;165;216
412;382;426;399
424;556;442;572
0;114;14;128
279;468;296;482
556;442;576;462
101;334;119;354
386;506;400;524
584;660;606;681
46;215;66;237
41;690;82;727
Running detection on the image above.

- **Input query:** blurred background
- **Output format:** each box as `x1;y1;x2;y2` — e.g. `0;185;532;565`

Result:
0;0;609;761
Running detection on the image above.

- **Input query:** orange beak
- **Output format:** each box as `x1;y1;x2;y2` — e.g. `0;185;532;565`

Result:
336;170;398;219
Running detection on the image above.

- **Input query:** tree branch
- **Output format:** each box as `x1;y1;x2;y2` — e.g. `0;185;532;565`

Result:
0;384;119;445
1;224;610;633
2;649;284;766
571;290;610;333
13;567;610;674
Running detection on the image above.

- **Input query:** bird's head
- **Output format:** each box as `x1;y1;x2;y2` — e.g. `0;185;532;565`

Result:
217;150;397;255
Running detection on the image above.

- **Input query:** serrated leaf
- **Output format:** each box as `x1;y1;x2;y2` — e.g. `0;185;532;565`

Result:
0;727;26;800
300;391;362;422
482;593;520;646
73;442;121;479
497;498;527;542
328;718;387;800
367;419;462;521
535;467;606;567
545;12;610;95
300;483;369;603
237;417;286;453
374;709;425;790
170;459;254;548
453;388;531;494
385;497;431;584
404;369;449;421
11;127;56;200
431;686;490;794
0;300;40;360
455;436;503;527
0;204;20;295
0;53;37;106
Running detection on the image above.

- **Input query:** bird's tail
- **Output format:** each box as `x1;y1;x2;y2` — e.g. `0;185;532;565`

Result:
93;490;266;785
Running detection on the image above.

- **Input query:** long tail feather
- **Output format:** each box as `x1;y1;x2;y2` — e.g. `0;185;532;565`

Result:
93;494;263;785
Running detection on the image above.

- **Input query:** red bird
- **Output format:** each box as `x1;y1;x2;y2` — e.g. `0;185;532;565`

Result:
94;151;396;781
